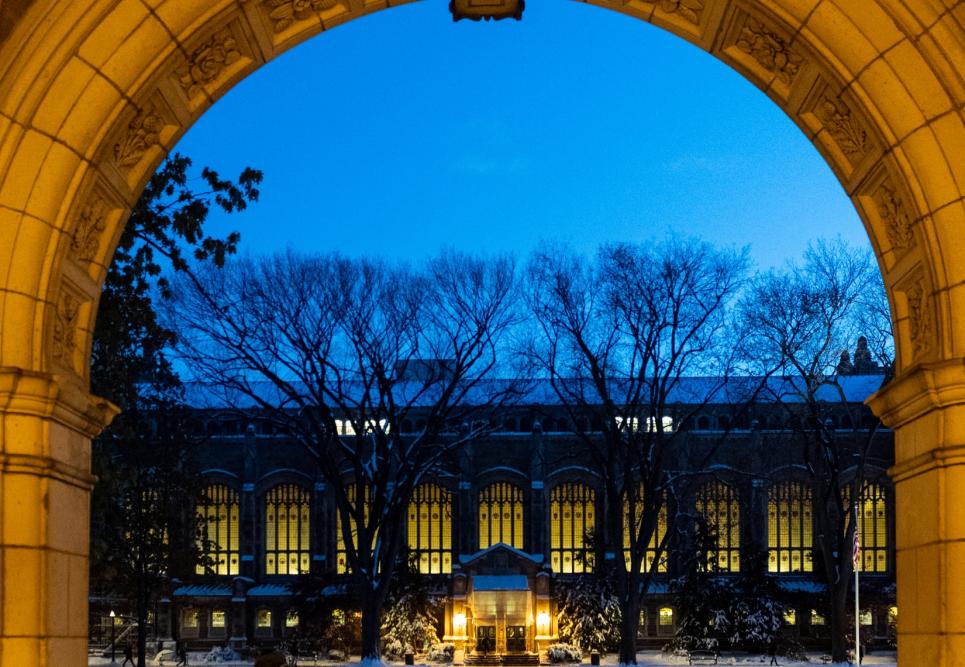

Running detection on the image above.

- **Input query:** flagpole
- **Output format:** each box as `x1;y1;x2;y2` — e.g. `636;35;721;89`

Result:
854;501;861;665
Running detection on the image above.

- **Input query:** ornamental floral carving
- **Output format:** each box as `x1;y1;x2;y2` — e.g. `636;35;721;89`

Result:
657;0;704;24
905;277;931;358
52;291;81;368
266;0;338;33
877;183;914;251
818;97;869;159
113;110;163;168
178;30;242;99
735;16;803;84
70;197;108;264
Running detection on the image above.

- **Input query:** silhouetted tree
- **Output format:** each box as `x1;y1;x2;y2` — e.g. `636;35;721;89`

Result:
523;239;759;664
90;153;262;667
740;239;893;662
168;250;520;661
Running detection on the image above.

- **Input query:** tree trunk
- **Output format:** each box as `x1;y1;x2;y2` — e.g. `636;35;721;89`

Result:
618;592;640;665
360;592;383;663
829;583;851;663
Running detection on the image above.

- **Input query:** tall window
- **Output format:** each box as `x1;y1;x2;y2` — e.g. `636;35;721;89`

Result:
550;483;595;573
623;486;668;573
854;482;889;573
695;481;741;572
265;484;311;575
336;483;371;574
768;481;813;573
479;482;524;549
408;483;452;574
197;484;240;575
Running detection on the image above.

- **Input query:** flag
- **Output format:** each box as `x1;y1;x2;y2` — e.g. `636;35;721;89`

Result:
852;518;861;571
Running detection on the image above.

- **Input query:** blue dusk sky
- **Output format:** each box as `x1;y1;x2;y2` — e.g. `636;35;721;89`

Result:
173;0;870;269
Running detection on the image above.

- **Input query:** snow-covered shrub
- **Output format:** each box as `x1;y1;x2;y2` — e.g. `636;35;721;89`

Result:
327;649;347;661
324;609;361;655
381;591;442;655
427;642;455;663
383;638;407;662
546;643;583;663
201;646;240;663
554;576;620;653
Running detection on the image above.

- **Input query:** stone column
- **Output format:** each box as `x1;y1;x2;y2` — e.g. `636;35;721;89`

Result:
868;362;965;666
0;370;117;667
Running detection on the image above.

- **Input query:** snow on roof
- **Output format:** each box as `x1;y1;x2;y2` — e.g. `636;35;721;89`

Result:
459;543;545;566
247;584;291;597
778;579;827;593
172;585;231;597
473;575;530;591
180;375;888;410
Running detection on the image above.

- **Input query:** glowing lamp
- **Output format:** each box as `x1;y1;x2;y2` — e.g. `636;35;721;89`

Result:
536;611;550;634
453;613;467;634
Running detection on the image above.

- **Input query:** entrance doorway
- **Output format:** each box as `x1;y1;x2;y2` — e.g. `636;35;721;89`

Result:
477;626;496;654
506;626;526;653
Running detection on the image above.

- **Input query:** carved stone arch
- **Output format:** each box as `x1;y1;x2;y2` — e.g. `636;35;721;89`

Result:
0;0;962;663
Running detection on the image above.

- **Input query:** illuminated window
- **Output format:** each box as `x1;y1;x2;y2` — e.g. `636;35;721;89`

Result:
615;416;675;433
783;609;797;626
336;483;373;574
286;610;299;628
550;483;595;574
265;484;311;575
408;484;453;574
479;482;524;549
888;606;897;625
695;481;741;572
623;486;668;573
767;481;813;573
658;608;674;626
210;610;226;629
182;609;199;629
859;610;873;626
256;609;272;630
196;485;240;575
810;610;826;626
855;483;889;573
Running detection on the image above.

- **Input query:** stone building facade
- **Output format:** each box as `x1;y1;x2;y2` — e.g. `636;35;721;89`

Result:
147;374;896;655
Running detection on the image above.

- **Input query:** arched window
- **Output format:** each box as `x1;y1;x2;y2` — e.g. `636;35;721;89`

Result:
768;481;813;573
196;484;240;575
550;483;595;574
265;484;311;575
336;483;372;574
408;483;453;574
855;482;889;573
623;485;668;573
695;481;741;573
479;482;524;549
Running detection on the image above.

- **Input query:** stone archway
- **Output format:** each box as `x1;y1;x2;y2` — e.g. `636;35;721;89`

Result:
0;1;961;664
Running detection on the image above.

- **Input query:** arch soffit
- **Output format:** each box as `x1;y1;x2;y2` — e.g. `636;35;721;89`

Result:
474;466;530;487
199;468;242;486
0;0;961;392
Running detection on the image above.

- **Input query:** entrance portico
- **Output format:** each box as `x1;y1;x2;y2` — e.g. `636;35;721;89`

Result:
445;544;555;663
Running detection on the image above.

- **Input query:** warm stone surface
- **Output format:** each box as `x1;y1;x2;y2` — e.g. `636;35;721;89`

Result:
0;1;962;664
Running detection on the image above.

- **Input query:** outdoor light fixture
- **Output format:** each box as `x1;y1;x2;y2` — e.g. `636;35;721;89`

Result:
536;611;550;635
453;612;467;635
449;0;523;22
109;610;116;662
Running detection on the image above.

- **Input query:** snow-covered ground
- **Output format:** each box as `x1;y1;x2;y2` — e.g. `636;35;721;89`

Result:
89;650;898;667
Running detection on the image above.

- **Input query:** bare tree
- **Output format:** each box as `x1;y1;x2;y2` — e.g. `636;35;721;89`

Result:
168;250;519;661
741;238;893;662
523;239;753;665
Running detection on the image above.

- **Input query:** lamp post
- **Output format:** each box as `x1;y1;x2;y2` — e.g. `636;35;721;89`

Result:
109;610;116;663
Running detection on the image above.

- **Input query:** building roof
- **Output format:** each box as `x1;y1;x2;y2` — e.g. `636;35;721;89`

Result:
472;575;529;591
181;375;888;410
